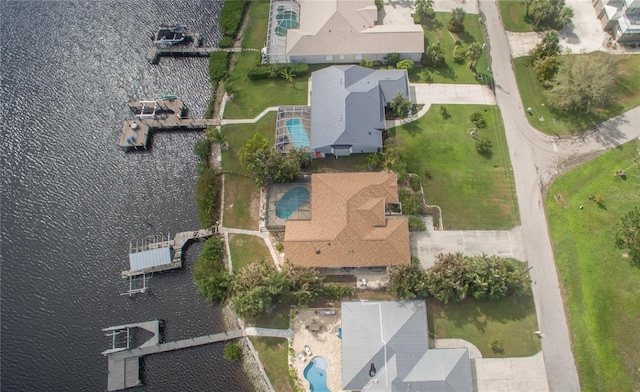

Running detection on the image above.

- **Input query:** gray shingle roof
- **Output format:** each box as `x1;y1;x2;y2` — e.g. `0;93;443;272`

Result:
341;301;473;392
310;65;409;152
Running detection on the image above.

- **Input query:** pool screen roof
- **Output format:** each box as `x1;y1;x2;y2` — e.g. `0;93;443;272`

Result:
129;247;171;271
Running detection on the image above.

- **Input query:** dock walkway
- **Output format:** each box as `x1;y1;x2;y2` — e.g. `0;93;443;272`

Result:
103;321;291;391
146;46;259;64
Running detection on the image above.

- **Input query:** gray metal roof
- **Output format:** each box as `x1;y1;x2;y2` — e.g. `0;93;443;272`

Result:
129;247;171;272
341;301;473;392
310;65;408;152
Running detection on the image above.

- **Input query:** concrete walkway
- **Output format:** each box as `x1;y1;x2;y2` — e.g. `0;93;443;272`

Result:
219;106;278;126
245;327;293;339
387;83;496;128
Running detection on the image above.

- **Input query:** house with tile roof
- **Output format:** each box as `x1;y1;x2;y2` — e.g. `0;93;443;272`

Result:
310;65;410;158
283;171;410;269
265;0;424;64
342;300;473;392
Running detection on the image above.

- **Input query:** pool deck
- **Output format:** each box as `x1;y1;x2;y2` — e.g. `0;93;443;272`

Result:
291;308;342;392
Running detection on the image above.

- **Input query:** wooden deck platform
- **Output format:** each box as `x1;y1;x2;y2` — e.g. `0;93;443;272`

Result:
118;99;220;151
146;45;258;64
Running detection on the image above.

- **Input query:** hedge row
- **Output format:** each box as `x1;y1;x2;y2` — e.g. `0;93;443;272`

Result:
219;0;248;38
248;63;310;80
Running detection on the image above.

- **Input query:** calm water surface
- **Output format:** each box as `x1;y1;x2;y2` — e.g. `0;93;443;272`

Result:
1;1;252;390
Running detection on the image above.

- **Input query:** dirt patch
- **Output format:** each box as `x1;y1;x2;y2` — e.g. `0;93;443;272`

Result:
554;192;568;208
249;191;260;225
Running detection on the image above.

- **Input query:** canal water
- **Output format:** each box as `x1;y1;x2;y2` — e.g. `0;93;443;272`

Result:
1;1;252;390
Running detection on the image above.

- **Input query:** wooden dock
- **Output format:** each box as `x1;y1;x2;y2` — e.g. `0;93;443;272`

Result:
103;322;293;391
121;228;217;278
146;45;258;64
118;98;220;151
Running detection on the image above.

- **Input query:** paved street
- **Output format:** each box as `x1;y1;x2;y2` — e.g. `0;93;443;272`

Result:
480;1;581;390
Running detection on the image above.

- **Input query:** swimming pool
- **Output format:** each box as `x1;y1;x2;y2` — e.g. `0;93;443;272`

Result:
304;356;330;392
275;9;299;36
286;118;310;149
275;186;310;219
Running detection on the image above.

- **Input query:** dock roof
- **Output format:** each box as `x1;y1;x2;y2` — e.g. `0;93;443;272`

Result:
128;247;171;272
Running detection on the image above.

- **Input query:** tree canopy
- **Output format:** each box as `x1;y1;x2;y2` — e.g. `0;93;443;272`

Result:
389;92;412;118
238;134;308;187
546;53;618;113
448;8;466;33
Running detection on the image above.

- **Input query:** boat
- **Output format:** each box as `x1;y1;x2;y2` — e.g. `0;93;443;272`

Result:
152;24;187;46
162;94;177;101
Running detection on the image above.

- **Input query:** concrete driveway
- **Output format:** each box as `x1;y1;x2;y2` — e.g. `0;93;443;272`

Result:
434;0;478;14
410;217;526;268
437;339;548;392
506;1;607;57
387;83;496;128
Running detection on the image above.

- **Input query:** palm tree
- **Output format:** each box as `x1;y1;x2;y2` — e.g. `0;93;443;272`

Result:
448;7;466;33
281;68;296;84
555;6;574;28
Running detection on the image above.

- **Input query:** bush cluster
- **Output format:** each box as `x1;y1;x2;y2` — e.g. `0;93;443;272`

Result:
400;188;423;216
219;0;248;38
195;168;222;228
408;215;427;231
388;253;532;303
194;237;233;303
217;36;234;48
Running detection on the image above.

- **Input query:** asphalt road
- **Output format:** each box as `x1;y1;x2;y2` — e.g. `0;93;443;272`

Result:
482;1;601;390
481;1;640;390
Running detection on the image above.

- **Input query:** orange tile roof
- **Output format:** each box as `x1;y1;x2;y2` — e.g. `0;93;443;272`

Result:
284;172;410;268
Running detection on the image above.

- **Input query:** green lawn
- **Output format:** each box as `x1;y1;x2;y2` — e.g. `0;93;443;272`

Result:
429;294;541;358
250;337;295;392
497;1;534;32
513;54;640;136
224;52;311;119
221;113;275;228
223;175;259;229
409;12;491;85
228;234;271;272
546;140;640;391
309;154;370;173
391;104;519;229
241;0;270;49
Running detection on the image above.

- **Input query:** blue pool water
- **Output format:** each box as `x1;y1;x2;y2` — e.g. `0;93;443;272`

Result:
286;118;310;148
304;356;330;392
275;186;310;219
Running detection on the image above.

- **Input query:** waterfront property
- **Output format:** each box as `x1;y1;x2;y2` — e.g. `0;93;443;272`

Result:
264;0;423;64
283;171;409;271
304;356;330;392
593;0;640;43
309;65;410;158
264;178;312;231
342;301;473;392
275;106;312;155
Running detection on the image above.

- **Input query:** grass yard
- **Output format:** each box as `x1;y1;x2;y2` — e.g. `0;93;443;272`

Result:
223;175;259;229
221;113;275;228
241;0;270;49
223;52;312;119
391;104;519;230
309;154;370;173
546;140;640;391
408;12;491;85
245;303;292;329
497;0;534;32
250;337;295;392
228;234;271;272
513;54;640;136
428;294;541;358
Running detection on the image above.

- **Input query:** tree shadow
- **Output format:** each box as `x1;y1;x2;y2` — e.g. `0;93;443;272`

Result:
432;63;457;81
403;121;423;137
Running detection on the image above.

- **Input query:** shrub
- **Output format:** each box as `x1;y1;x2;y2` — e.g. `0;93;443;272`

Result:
224;342;242;362
247;64;309;81
218;36;234;48
275;241;284;252
439;105;449;119
470;111;486;128
400;189;423;215
388;263;428;299
194;138;211;160
418;68;433;83
209;51;229;84
475;136;492;154
322;283;354;299
219;0;247;38
359;59;375;68
194;237;233;303
453;46;467;64
386;52;401;67
375;0;383;10
396;59;414;70
408;215;427;231
389;92;412;118
448;7;465;33
195;168;222;228
410;175;422;191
